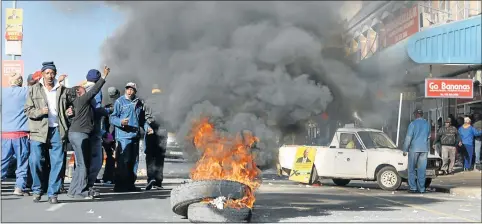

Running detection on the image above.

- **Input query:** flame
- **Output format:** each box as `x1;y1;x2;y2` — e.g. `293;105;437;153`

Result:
189;117;262;208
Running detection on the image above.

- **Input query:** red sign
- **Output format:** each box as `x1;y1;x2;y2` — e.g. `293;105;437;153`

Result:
425;79;474;99
2;60;24;87
380;5;420;48
5;31;23;41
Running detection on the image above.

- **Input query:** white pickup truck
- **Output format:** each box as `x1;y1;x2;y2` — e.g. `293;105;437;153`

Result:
278;127;443;191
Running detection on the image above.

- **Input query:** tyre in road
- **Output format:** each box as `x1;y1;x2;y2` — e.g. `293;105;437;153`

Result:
376;166;402;191
187;202;252;223
170;180;247;217
332;179;351;186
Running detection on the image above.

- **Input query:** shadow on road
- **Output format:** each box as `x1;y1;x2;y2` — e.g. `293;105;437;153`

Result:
64;188;172;203
251;191;445;222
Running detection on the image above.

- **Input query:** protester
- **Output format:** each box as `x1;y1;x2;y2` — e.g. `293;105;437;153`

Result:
110;82;153;192
473;114;481;171
67;66;110;199
1;74;31;196
458;116;482;171
81;69;112;196
433;118;459;175
144;87;166;190
402;109;430;193
24;62;71;204
100;87;120;184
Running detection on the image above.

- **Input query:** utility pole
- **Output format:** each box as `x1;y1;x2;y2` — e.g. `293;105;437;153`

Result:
11;0;17;61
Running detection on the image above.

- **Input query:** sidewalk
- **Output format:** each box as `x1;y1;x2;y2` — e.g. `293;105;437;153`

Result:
431;169;482;199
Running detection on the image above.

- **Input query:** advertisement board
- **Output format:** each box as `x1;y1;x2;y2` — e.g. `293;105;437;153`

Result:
5;8;24;41
425;78;474;99
380;5;420;48
5;41;23;56
288;146;316;184
2;60;24;87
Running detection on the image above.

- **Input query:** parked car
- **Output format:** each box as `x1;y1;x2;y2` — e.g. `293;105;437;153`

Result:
278;127;443;191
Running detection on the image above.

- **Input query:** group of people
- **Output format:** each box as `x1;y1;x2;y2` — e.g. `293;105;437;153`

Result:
2;61;166;204
403;109;481;194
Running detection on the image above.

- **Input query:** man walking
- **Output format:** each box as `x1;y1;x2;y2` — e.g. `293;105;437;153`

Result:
433;118;459;175
458;116;482;171
1;74;31;196
24;62;70;204
110;82;153;192
403;109;430;193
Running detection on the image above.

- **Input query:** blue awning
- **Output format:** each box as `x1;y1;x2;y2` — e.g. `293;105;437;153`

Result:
407;15;482;64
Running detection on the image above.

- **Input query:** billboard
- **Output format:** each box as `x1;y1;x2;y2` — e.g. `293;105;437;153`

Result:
5;8;24;41
380;5;420;48
289;146;316;184
2;60;24;87
5;40;23;55
425;78;474;99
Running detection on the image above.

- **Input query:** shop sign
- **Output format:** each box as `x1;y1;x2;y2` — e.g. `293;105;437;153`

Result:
425;78;474;99
380;5;420;48
2;60;24;87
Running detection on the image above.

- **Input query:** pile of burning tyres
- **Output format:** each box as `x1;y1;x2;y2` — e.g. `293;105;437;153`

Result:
170;117;261;223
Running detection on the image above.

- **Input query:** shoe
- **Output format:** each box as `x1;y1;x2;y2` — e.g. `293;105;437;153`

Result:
33;194;41;203
13;188;30;196
408;190;418;194
145;180;156;191
58;186;67;194
127;186;142;192
48;197;59;204
153;185;164;190
88;188;100;197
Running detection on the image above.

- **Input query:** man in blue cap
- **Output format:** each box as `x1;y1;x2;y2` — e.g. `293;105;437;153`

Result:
25;62;71;203
403;109;431;194
82;69;111;195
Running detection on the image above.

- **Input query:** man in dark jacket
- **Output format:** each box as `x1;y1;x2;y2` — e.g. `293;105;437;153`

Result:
144;87;167;190
433;118;459;175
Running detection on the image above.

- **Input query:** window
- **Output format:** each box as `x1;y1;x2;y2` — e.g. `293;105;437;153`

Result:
339;133;361;149
357;131;398;149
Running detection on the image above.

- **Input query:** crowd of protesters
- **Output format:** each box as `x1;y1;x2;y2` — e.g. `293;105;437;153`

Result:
1;61;167;204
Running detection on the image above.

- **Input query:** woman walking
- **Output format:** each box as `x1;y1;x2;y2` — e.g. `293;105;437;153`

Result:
458;117;482;171
67;66;110;199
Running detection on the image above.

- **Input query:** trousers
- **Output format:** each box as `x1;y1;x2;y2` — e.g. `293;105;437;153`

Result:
408;151;428;192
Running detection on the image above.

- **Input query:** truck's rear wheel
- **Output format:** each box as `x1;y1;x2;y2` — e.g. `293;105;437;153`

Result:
376;166;402;191
332;179;351;186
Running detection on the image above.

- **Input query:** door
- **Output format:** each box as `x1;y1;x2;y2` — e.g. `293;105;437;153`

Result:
334;133;368;178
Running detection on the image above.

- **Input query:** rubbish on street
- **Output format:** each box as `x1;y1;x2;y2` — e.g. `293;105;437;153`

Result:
210;196;227;210
87;209;94;214
98;216;102;219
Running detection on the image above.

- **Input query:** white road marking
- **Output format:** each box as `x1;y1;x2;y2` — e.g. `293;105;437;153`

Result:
46;203;66;212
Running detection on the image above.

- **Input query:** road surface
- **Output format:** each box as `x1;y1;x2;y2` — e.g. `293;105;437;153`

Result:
1;161;481;223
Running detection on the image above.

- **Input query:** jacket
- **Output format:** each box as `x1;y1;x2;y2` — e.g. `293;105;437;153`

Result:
434;126;459;146
110;95;151;140
473;120;482;141
83;81;110;121
458;125;482;146
402;118;431;153
1;86;29;132
24;79;70;143
101;95;119;138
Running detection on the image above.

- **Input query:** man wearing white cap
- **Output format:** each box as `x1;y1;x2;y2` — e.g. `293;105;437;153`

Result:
109;82;153;192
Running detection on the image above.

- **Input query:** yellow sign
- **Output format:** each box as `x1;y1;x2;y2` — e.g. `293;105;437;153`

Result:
5;8;24;41
289;146;316;183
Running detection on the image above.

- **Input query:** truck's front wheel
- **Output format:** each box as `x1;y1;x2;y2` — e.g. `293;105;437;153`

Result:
376;166;402;191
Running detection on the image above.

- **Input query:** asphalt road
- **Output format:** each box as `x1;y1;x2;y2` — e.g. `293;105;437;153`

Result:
2;161;481;223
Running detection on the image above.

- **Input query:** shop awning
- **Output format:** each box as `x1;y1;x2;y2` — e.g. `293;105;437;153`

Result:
407;15;482;64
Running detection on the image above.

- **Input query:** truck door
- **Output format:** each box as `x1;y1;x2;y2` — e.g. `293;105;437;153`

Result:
334;133;368;178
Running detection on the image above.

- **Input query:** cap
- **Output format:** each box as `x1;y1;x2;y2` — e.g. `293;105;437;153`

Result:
107;87;119;96
32;71;42;81
125;82;137;91
413;109;423;115
445;118;452;123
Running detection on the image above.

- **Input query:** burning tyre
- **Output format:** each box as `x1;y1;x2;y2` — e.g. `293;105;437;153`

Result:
170;117;261;223
187;202;252;223
170;180;247;217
